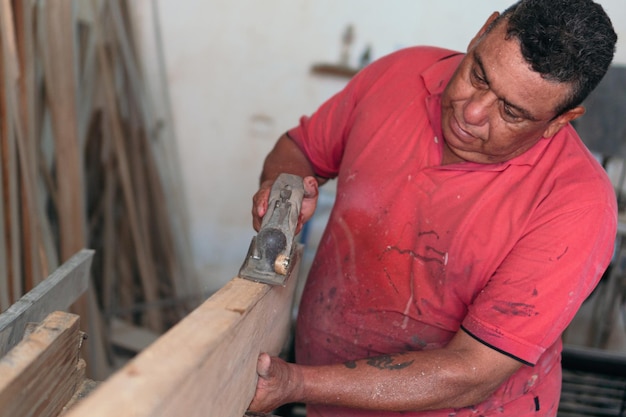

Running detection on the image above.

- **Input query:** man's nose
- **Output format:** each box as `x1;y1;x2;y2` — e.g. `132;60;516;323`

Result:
463;90;494;127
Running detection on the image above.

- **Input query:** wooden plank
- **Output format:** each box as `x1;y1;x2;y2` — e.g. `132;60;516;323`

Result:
0;249;94;357
92;2;162;331
39;2;112;379
65;246;304;417
0;311;85;417
60;378;99;415
126;1;199;301
101;133;116;316
0;19;8;311
311;62;359;78
9;0;46;293
0;0;8;312
14;0;45;292
0;0;23;306
41;0;84;262
118;0;191;321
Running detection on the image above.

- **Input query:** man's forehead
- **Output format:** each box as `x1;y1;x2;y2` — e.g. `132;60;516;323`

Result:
469;31;571;120
472;21;574;117
472;50;539;122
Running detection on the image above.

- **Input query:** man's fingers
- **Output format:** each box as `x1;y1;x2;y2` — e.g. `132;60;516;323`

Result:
252;187;272;231
253;176;317;233
257;352;272;379
254;197;267;223
303;176;319;198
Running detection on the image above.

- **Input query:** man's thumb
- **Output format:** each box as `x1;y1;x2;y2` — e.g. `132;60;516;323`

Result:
257;352;272;379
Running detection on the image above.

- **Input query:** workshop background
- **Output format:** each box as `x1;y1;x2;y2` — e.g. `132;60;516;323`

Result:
132;0;626;294
1;1;626;412
134;0;626;369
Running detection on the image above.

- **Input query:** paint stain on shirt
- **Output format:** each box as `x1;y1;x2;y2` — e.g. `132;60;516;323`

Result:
492;301;539;317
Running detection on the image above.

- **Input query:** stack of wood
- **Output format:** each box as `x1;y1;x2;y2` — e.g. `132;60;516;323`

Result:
0;245;303;417
0;311;90;417
0;0;198;376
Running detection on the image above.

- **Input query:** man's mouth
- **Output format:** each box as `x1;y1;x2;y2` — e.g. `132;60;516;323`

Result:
450;115;479;145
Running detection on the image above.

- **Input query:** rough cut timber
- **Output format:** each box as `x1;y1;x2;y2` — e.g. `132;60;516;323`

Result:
0;0;199;381
0;311;85;417
64;246;303;417
0;249;94;358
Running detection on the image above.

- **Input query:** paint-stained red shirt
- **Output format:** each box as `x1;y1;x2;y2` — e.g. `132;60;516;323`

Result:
289;46;617;416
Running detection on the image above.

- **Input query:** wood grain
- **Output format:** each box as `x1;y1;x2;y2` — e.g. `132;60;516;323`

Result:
0;311;85;417
65;246;303;417
0;249;94;357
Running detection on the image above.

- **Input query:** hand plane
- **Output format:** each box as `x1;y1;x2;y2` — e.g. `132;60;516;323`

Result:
239;173;304;286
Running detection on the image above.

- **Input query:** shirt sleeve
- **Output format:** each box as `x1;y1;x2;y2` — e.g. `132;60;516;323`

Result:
287;69;369;179
462;202;617;365
287;47;437;179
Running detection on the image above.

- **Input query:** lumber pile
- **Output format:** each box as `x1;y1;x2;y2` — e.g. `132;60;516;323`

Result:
0;311;88;417
0;235;303;417
0;250;97;417
64;247;304;417
0;0;197;377
0;250;94;358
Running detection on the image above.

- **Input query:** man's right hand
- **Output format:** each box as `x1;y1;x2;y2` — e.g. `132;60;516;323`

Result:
252;175;319;233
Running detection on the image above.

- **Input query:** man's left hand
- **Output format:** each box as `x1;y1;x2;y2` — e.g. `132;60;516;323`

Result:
248;353;302;413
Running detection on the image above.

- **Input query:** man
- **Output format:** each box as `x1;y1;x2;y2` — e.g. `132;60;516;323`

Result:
248;1;618;415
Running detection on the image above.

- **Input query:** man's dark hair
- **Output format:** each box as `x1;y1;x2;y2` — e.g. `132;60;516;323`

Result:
491;0;617;115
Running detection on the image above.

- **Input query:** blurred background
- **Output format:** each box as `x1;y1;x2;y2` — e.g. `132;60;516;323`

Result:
0;0;624;387
132;0;626;294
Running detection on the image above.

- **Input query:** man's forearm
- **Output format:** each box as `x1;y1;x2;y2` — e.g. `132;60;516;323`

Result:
250;331;523;413
260;134;322;185
294;351;490;412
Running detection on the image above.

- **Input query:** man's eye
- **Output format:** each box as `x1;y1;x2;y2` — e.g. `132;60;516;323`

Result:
502;104;522;122
471;69;487;87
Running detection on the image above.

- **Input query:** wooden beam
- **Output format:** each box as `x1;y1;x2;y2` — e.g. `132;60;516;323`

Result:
14;0;46;291
65;246;304;417
38;0;112;380
41;0;84;262
92;2;163;330
0;249;94;357
0;0;23;306
0;311;85;417
126;1;199;302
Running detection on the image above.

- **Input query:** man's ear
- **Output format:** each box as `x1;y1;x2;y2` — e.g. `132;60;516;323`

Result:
468;12;500;51
543;106;586;138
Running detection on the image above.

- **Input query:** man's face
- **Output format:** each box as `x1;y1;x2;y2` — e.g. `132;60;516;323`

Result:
440;15;583;164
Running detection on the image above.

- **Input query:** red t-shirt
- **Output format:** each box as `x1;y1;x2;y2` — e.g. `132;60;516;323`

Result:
289;46;617;416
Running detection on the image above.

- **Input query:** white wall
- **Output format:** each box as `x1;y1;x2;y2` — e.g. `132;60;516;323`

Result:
134;0;626;293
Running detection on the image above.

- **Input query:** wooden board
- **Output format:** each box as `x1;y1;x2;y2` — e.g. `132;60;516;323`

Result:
41;0;84;261
64;245;303;417
0;0;23;307
0;311;85;417
0;249;94;357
